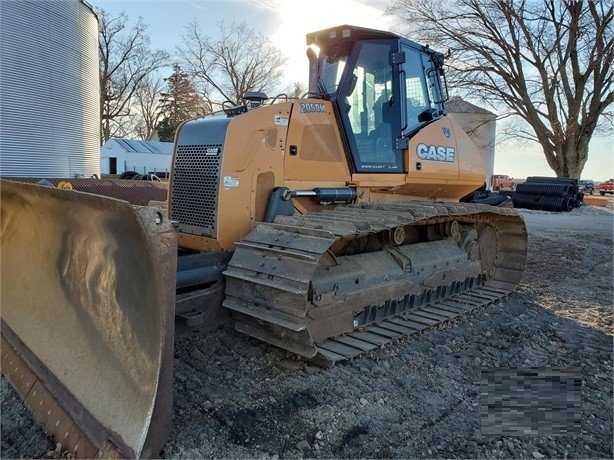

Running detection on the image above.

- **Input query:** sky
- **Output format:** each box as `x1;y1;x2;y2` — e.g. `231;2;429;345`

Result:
90;0;613;181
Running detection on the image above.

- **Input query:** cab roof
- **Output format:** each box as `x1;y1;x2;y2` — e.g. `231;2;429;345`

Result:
306;24;428;53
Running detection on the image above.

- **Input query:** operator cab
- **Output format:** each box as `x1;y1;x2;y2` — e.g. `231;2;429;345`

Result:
307;25;448;173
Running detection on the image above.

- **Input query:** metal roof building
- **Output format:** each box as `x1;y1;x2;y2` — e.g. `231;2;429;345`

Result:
0;0;100;178
101;139;173;176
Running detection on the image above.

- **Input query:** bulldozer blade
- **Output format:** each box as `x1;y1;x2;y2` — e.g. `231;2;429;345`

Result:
0;179;177;458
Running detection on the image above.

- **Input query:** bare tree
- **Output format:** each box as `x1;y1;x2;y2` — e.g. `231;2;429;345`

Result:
178;21;287;105
133;76;165;140
98;9;169;144
388;0;613;178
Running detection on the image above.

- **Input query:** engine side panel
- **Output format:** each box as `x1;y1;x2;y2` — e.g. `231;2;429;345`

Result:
214;102;291;249
171;103;292;251
284;99;351;183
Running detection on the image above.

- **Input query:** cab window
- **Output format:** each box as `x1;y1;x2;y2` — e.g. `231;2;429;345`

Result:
341;40;402;172
401;45;433;134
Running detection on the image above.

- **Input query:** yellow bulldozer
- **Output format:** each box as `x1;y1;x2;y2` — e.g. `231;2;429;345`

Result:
0;25;527;458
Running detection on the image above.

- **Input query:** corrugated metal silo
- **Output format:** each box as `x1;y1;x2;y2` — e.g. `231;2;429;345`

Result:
0;0;100;178
447;96;497;189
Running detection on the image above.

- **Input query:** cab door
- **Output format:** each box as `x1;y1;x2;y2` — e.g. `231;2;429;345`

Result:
336;40;404;173
400;43;459;181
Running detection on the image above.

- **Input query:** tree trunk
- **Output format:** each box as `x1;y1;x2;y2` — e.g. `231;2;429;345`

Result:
101;118;111;146
544;137;590;179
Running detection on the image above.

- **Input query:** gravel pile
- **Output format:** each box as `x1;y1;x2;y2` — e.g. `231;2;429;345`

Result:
2;208;612;459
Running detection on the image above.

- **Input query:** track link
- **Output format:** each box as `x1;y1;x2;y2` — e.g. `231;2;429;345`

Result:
314;285;510;365
223;201;527;364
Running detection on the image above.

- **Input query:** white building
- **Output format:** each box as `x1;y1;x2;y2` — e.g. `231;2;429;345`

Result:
101;138;173;177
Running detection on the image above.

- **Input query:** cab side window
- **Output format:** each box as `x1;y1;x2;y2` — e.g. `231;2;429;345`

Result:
401;45;436;134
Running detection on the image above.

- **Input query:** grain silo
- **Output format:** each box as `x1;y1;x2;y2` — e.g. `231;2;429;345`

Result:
0;0;100;178
447;96;497;189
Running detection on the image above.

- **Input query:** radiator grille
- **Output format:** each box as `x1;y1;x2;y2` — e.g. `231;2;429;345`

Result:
170;144;222;237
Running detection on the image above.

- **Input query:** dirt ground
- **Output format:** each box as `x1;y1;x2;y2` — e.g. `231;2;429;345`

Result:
2;204;613;459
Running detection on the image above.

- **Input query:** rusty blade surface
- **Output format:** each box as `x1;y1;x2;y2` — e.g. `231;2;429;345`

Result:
1;177;168;205
0;179;177;458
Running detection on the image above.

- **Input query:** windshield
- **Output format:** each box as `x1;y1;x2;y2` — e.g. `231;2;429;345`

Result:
317;45;351;95
320;57;347;95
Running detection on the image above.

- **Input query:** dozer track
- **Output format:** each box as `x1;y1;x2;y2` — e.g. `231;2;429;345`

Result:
224;201;527;365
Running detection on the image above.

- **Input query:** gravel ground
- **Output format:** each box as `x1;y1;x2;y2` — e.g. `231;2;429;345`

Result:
2;204;613;459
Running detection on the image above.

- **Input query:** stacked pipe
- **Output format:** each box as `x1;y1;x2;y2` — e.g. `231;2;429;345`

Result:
512;176;582;212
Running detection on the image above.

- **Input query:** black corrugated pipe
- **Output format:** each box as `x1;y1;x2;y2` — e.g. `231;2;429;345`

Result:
515;182;574;197
525;176;578;187
512;193;574;212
